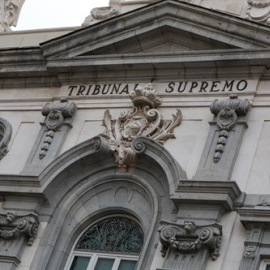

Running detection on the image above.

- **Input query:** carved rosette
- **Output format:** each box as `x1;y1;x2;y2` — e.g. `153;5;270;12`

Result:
0;212;39;246
246;0;270;25
159;221;222;261
100;83;181;170
210;95;251;163
39;98;77;159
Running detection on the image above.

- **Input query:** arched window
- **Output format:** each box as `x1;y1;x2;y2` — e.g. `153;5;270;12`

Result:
65;216;144;270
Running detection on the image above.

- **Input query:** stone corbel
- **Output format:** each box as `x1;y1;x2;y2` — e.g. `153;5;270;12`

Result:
158;220;222;270
0;212;39;246
0;212;39;269
194;94;251;181
246;0;270;25
22;98;77;175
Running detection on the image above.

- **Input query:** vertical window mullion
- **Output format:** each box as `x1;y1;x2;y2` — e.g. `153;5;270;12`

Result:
87;254;97;270
112;257;121;270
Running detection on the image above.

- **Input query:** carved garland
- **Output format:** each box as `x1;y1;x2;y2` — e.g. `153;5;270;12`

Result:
210;94;250;163
100;83;181;170
0;212;39;246
159;221;222;260
39;98;77;159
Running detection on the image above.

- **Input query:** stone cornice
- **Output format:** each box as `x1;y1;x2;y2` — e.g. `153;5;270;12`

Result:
40;0;270;59
239;207;270;228
172;180;242;211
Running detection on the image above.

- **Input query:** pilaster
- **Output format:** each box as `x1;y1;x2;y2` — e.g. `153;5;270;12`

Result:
22;98;77;175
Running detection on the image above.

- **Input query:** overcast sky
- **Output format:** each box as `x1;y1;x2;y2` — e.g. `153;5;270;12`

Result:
15;0;110;30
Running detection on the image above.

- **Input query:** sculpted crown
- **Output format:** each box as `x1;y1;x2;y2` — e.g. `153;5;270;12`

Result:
130;83;161;108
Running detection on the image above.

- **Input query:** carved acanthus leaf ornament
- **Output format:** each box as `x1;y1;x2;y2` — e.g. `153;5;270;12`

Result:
159;221;222;260
101;83;181;169
0;212;39;245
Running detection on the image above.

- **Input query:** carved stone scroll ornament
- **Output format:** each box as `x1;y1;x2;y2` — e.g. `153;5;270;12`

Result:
100;83;181;170
0;117;12;161
39;98;77;159
82;3;119;27
246;0;270;25
159;221;222;261
0;0;25;32
0;212;39;246
210;94;251;163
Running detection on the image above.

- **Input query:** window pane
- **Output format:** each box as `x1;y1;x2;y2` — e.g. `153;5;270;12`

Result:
118;260;137;270
266;265;270;270
94;258;114;270
70;256;90;270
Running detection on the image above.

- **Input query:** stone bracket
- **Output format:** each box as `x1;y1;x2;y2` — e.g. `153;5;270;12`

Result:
158;220;222;270
0;212;39;246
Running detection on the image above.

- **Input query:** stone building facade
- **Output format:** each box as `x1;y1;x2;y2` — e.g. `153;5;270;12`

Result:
1;0;270;269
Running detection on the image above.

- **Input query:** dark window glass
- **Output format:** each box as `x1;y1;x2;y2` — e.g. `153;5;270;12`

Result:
266;264;270;270
118;260;137;270
94;258;114;270
70;256;90;270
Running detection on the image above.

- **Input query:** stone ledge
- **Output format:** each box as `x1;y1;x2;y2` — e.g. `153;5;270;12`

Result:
172;180;242;212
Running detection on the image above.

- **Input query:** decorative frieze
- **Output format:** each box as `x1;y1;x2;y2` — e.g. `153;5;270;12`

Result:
39;98;77;159
101;83;181;170
210;94;251;163
0;117;12;161
0;212;39;246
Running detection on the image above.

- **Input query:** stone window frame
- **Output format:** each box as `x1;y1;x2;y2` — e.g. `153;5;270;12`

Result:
0;117;12;160
259;260;270;270
64;215;144;270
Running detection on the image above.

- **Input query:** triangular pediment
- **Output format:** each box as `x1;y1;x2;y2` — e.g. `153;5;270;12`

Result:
79;25;237;56
41;0;270;60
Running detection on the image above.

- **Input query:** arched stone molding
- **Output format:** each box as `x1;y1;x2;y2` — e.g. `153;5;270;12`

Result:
31;173;173;270
38;136;186;195
132;136;187;195
29;135;186;270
